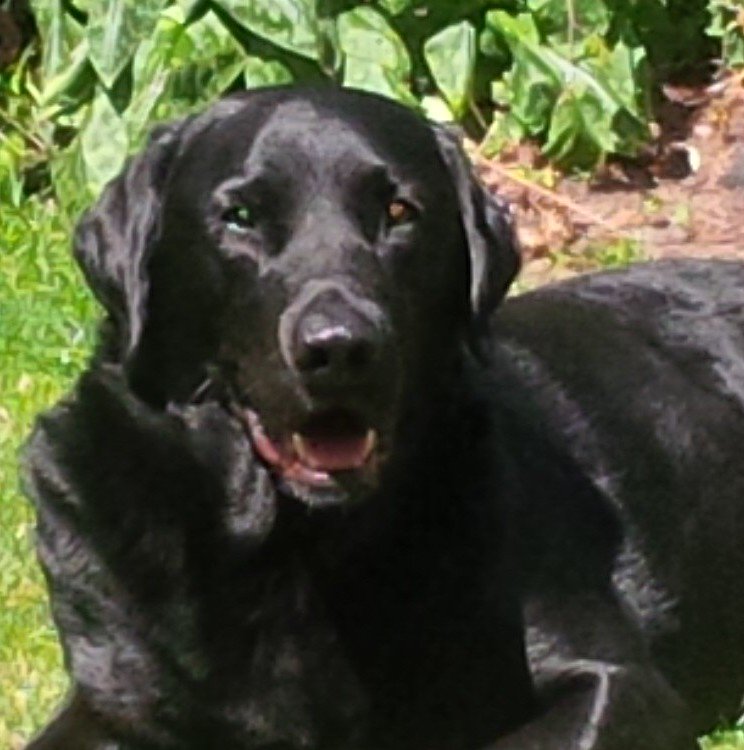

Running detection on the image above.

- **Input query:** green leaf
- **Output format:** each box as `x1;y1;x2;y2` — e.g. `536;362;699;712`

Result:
487;12;560;135
243;57;294;88
584;39;647;119
486;10;541;47
172;0;205;18
128;7;187;134
37;41;92;109
537;47;626;116
86;0;168;87
420;94;454;122
486;9;647;163
527;0;611;42
174;12;246;99
543;84;610;168
481;110;526;157
479;22;511;68
424;21;476;119
336;6;414;104
50;135;92;213
30;0;85;81
708;0;744;67
127;9;245;142
621;0;710;74
79;89;129;194
724;32;744;67
378;0;413;15
215;0;319;60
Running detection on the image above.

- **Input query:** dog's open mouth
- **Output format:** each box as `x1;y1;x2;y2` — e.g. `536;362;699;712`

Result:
241;408;379;487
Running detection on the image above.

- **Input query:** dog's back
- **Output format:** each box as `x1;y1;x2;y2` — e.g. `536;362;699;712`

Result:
494;259;744;730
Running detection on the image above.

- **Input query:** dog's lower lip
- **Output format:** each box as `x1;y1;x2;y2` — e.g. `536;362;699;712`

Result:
239;408;378;487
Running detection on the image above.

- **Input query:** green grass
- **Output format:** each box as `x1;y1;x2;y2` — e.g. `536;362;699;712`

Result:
0;195;97;747
703;729;744;750
0;193;742;748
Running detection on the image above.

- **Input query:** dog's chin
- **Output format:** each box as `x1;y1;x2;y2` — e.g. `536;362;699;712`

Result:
276;472;371;509
235;406;386;509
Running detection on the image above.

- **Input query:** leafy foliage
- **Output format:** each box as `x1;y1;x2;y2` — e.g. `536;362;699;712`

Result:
0;0;724;191
708;0;744;66
483;9;648;167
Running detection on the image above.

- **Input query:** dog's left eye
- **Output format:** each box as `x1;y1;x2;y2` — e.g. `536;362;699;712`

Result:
386;199;418;227
222;205;255;233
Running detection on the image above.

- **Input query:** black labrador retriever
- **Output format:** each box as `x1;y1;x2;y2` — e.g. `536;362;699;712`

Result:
24;86;744;750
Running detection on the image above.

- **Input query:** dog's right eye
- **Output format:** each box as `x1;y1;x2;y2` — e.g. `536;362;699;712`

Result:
222;205;255;233
385;198;419;229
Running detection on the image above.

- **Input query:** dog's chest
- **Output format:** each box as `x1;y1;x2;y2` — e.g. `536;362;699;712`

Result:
185;552;372;748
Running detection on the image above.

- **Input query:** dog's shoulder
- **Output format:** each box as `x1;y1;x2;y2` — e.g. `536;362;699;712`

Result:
491;258;744;620
497;259;744;397
493;260;744;466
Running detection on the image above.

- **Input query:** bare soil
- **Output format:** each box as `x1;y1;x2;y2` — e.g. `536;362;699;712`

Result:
475;72;744;286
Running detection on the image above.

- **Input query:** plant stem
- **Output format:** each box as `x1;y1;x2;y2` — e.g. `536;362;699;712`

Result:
567;0;576;57
0;109;47;153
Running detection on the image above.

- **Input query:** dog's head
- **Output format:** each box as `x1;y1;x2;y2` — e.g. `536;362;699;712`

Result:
75;86;519;506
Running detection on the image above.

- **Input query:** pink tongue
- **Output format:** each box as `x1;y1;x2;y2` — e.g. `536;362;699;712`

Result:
295;434;370;472
244;410;373;485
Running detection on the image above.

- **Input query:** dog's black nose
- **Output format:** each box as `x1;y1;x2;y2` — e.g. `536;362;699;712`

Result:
294;313;379;378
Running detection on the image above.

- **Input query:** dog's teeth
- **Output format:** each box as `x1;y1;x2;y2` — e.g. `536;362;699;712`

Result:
362;429;378;460
292;432;310;462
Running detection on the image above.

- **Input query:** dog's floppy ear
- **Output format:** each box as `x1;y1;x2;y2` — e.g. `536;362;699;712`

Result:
73;119;190;357
433;124;520;325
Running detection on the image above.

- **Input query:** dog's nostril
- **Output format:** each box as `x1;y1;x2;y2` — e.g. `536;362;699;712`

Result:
295;316;377;376
346;341;372;369
302;342;332;371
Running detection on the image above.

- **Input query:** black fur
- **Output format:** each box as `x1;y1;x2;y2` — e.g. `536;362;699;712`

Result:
24;86;744;750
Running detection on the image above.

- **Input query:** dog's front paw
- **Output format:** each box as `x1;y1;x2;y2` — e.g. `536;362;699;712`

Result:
175;400;278;544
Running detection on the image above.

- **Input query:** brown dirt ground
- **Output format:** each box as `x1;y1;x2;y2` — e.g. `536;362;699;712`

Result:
473;72;744;287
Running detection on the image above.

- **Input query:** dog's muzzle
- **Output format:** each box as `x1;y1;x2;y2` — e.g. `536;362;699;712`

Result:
238;279;395;488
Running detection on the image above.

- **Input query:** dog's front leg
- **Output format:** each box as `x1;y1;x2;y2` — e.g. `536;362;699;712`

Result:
485;656;695;750
24;366;277;750
25;689;118;750
485;593;697;750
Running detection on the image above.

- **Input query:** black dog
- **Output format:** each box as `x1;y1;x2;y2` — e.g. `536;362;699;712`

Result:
24;86;744;750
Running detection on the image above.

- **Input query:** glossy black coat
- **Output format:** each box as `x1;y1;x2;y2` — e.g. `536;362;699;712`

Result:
24;87;744;750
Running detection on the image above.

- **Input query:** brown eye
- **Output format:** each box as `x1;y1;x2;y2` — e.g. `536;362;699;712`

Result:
387;199;417;226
